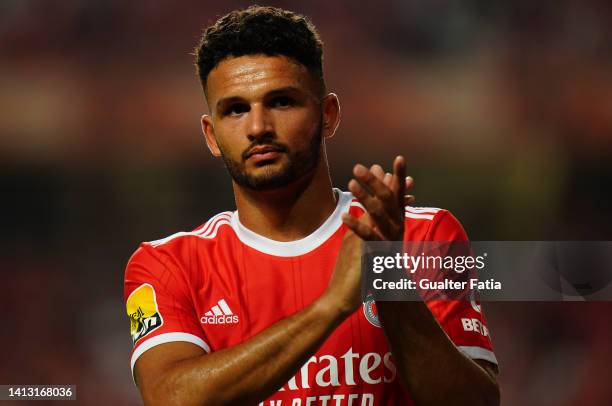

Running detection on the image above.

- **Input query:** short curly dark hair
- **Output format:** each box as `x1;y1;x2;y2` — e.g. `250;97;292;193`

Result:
194;6;325;96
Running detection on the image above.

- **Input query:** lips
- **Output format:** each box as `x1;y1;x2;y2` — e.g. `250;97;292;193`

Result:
245;145;283;159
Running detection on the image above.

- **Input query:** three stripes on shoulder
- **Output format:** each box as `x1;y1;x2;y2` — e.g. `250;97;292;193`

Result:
351;199;440;221
405;207;440;220
148;212;233;247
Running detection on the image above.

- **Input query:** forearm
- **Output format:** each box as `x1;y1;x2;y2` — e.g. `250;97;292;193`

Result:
146;295;348;406
377;301;499;406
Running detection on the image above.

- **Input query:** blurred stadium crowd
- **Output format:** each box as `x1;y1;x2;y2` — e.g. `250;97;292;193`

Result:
1;1;611;404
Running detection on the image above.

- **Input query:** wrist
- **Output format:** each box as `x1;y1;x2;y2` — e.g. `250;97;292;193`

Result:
315;292;356;323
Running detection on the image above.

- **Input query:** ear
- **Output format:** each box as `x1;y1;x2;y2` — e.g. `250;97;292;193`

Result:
201;115;222;157
321;93;341;139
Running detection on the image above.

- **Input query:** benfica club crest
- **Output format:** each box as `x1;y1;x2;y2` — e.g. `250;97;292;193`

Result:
362;294;381;328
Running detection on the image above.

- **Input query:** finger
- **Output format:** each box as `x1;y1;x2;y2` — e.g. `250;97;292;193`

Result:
384;172;392;187
391;156;407;205
404;195;415;205
353;164;395;204
351;164;405;239
342;213;381;241
405;175;414;190
348;178;399;239
370;164;385;181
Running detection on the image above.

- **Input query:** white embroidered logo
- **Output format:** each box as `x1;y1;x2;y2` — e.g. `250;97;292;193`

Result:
201;299;239;325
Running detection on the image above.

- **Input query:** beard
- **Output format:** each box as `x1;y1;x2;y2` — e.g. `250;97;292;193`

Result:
218;121;323;191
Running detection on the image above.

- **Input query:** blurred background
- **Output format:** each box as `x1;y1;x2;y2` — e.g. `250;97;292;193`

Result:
1;0;611;404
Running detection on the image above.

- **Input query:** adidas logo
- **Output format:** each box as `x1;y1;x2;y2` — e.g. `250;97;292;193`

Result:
200;299;239;325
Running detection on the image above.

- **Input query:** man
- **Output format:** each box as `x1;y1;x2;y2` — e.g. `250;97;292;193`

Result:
124;6;499;405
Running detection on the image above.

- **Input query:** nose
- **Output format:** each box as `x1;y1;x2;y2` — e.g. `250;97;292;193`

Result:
246;103;273;142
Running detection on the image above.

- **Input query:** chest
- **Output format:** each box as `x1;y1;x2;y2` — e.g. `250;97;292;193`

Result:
190;239;387;352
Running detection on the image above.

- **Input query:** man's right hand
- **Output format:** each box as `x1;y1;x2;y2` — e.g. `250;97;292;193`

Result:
321;230;364;316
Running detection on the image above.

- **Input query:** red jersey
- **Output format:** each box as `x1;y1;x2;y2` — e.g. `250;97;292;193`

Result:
124;189;496;405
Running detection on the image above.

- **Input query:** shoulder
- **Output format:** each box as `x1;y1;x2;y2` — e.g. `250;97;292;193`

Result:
125;211;235;273
124;211;235;296
146;211;234;249
132;211;235;263
404;206;468;241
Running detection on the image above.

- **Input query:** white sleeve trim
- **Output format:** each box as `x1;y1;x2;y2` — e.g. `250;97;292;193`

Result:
130;332;211;380
457;345;498;365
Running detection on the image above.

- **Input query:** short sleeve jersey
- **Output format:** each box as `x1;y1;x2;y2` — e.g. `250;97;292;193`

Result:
124;189;497;405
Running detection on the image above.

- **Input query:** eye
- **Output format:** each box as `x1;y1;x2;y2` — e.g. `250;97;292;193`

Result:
224;103;249;116
271;96;294;108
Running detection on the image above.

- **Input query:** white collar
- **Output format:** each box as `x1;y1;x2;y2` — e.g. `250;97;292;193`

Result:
230;188;352;257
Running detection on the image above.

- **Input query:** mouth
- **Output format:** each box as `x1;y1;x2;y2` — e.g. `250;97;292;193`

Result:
245;145;285;163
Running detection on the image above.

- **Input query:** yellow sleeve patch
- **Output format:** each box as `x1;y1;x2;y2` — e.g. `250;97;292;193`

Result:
126;283;163;344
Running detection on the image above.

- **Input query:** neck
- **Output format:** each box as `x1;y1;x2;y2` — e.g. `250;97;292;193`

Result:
233;159;337;242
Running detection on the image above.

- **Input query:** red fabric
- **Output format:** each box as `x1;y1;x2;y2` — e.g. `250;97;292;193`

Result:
124;192;495;405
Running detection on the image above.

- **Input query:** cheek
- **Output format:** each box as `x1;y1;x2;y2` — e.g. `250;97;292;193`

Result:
215;134;243;161
275;109;321;146
214;122;249;158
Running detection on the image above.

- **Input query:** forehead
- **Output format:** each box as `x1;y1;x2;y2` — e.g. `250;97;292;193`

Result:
206;55;317;103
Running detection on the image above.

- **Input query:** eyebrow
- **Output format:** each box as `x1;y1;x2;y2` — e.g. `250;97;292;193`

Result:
216;96;244;111
215;86;303;111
